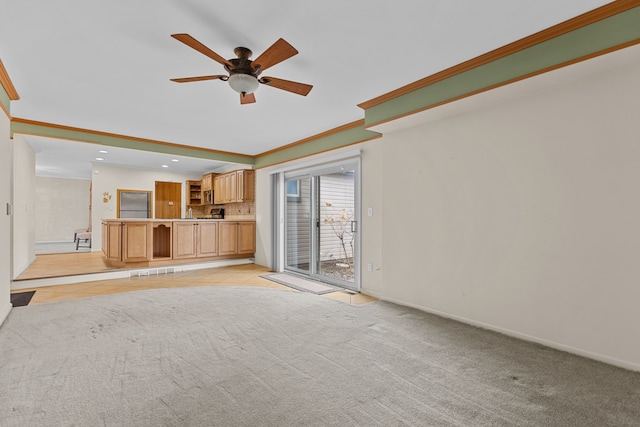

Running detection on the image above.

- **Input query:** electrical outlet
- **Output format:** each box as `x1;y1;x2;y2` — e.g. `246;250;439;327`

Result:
367;262;373;272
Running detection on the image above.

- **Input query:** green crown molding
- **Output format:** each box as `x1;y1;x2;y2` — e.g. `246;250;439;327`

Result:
253;123;381;169
363;6;640;127
0;85;10;116
10;119;255;165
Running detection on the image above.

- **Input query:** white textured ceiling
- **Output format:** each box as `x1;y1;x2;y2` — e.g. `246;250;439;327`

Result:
0;0;612;178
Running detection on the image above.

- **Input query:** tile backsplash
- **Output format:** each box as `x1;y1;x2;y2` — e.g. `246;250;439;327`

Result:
186;201;255;219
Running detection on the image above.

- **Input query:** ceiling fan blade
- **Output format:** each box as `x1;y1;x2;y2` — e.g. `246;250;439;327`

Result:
170;75;227;83
240;92;256;104
171;34;231;66
260;77;313;96
252;38;298;72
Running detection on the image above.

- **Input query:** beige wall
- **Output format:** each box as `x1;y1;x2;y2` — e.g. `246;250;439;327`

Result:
366;49;640;370
255;47;640;371
0;108;12;323
12;134;36;278
35;177;91;242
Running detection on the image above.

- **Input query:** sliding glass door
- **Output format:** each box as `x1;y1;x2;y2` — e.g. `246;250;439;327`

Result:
283;160;359;290
285;176;312;275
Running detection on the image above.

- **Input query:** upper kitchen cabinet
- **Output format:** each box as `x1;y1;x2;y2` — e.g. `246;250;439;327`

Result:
236;170;255;203
202;173;214;192
186;180;202;206
201;173;215;205
214;170;254;204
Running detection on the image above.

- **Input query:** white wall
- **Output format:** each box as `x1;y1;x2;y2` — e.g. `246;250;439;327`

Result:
12;134;36;278
254;168;272;268
36;177;91;242
91;164;202;251
368;48;640;370
0;108;12;323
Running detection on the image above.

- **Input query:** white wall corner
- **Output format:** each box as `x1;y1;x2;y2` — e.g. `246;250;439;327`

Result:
0;301;12;327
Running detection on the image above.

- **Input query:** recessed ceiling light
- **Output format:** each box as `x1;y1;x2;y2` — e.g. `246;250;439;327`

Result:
96;157;104;161
161;165;169;168
99;150;108;154
171;159;179;162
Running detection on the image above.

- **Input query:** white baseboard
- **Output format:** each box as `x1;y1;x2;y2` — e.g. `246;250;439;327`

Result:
0;300;11;326
12;254;37;280
381;296;640;373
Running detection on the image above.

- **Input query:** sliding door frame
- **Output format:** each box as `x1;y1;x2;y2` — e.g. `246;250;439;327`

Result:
273;156;361;291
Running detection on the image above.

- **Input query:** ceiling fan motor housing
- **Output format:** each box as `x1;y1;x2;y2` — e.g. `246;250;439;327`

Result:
225;47;262;95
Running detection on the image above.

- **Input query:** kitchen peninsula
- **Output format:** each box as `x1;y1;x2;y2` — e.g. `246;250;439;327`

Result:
101;218;256;268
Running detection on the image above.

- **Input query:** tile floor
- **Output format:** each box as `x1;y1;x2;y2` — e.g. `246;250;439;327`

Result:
13;263;379;306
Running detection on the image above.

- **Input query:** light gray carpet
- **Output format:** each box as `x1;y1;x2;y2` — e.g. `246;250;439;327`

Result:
1;287;639;426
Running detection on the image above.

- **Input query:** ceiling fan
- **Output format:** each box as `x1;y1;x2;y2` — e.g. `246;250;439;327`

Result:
170;34;313;104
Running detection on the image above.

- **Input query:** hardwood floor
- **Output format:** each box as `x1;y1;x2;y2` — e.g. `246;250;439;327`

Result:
15;252;116;280
13;253;378;306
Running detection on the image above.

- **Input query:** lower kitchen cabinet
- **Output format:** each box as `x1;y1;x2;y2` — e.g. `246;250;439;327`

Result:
197;221;218;257
102;219;254;266
123;221;153;262
218;221;256;256
238;221;256;254
218;222;238;255
173;221;219;259
103;221;152;263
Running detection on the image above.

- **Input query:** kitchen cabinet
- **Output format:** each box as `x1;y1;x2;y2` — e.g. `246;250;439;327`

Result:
213;170;254;204
152;222;172;259
123;222;153;262
102;219;254;267
104;221;152;263
202;173;213;192
186;180;202;206
237;221;256;254
218;221;256;256
236;170;255;203
218;222;237;255
104;221;121;262
173;221;218;259
201;173;215;204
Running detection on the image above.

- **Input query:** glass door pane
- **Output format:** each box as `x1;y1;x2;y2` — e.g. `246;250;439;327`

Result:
285;177;311;274
316;168;356;287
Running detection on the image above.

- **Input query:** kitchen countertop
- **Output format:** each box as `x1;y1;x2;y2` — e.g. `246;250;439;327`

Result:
102;218;255;222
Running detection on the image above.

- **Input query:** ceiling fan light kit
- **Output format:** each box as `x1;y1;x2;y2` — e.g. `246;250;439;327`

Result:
228;73;259;95
171;34;312;104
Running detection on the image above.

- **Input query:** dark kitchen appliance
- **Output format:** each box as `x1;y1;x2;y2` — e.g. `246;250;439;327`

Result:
210;208;224;219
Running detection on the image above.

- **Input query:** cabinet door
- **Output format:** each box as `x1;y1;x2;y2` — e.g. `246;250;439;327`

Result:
173;221;198;259
101;222;108;256
218;222;238;255
236;170;255;202
197;222;218;257
236;171;244;202
228;172;237;203
202;174;212;191
122;222;152;262
213;176;223;204
237;222;256;254
106;222;122;262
